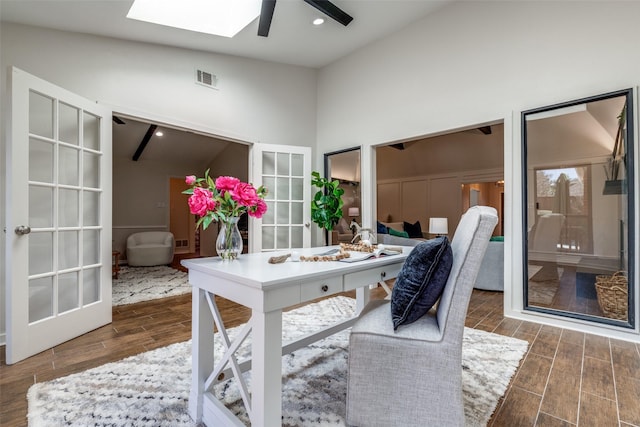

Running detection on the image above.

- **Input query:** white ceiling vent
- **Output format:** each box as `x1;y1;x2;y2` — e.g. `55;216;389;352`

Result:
195;69;218;89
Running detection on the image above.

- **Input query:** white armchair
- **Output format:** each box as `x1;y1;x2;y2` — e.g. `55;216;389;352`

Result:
126;231;175;267
346;206;498;426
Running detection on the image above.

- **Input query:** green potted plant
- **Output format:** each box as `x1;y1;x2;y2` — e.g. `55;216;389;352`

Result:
310;171;345;243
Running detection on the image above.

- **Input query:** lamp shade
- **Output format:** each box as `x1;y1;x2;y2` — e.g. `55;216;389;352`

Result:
429;217;448;235
348;207;360;217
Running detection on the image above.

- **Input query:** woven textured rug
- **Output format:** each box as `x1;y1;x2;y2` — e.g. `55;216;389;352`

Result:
112;265;191;306
28;297;528;426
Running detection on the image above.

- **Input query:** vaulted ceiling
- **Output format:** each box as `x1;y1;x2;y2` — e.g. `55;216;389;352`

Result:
0;0;452;69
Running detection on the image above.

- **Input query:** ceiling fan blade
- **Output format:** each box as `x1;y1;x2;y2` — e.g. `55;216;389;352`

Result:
478;126;492;135
303;0;353;26
258;0;277;37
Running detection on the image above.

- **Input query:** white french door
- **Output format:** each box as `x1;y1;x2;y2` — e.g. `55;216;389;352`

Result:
249;143;312;252
5;67;112;364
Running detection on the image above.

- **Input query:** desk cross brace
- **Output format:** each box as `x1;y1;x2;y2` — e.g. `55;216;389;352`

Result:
204;292;253;423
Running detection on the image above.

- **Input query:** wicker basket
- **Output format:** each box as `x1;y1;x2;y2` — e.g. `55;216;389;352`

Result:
594;271;628;320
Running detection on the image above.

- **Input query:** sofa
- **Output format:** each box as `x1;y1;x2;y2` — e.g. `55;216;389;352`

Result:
376;221;428;247
126;231;175;267
474;239;504;291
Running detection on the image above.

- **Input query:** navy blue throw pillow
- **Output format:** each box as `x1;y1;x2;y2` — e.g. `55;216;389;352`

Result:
390;236;453;330
377;221;389;234
403;220;423;238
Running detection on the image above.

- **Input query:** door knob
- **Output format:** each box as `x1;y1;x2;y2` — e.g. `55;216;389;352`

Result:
15;225;31;235
305;222;310;227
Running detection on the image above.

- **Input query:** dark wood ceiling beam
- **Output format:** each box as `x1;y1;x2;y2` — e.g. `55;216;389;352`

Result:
258;0;277;37
303;0;353;26
132;124;157;161
478;126;492;135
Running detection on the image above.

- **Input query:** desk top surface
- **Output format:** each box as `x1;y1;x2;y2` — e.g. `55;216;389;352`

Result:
182;245;412;288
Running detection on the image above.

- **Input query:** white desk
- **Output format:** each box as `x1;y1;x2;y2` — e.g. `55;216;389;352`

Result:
182;246;411;427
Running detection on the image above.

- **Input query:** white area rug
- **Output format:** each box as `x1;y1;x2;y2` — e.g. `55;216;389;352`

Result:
28;297;528;427
112;266;191;306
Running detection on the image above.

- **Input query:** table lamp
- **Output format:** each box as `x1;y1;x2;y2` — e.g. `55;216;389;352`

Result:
348;207;360;220
429;217;448;237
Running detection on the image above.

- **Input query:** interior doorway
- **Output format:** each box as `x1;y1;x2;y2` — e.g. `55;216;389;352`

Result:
169;177;196;255
462;181;504;236
111;115;248;262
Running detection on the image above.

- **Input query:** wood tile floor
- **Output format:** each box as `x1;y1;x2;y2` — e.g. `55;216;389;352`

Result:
2;282;640;426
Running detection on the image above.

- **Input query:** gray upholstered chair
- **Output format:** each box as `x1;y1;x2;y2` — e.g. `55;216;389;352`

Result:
346;206;498;427
126;231;175;267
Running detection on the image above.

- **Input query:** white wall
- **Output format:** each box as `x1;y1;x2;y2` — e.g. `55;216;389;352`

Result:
317;1;640;340
1;23;317;342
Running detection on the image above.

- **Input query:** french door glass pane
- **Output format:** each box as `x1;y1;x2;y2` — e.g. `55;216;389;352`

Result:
28;91;54;139
58;231;79;270
29;138;54;183
58;271;79;313
263;152;275;174
291;178;303;200
277;202;290;224
291;154;303;176
83;112;100;150
83;230;100;265
263;201;275;224
277;177;290;199
29;186;53;228
83;268;100;305
262;227;275;250
276;226;289;249
291;202;303;224
59;189;79;227
277;153;290;175
83;152;100;188
291;226;303;248
29;232;53;275
29;276;53;322
59;146;80;186
263;177;275;200
58;102;79;145
83;191;100;226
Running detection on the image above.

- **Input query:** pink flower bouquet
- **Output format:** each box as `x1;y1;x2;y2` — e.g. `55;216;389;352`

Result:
183;170;268;231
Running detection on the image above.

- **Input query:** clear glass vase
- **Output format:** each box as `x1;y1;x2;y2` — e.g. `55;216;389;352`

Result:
216;217;243;260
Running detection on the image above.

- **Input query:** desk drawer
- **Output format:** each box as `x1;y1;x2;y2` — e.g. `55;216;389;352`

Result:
300;276;343;300
344;264;403;291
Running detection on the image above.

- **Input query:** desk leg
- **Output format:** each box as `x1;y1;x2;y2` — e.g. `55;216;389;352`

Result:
251;309;283;427
355;286;371;314
189;288;214;423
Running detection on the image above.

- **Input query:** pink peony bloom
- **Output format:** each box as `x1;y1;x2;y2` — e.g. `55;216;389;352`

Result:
230;182;259;207
215;176;241;192
188;187;216;216
185;175;196;185
249;198;268;219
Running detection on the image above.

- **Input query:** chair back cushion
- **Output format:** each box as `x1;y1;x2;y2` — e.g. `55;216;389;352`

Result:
436;206;498;333
390;236;453;330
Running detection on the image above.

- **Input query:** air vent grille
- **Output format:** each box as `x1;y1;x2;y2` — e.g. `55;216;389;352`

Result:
176;239;189;248
195;69;218;89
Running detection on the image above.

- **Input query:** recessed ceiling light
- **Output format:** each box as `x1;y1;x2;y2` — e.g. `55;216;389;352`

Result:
127;0;261;38
312;17;325;26
155;131;164;137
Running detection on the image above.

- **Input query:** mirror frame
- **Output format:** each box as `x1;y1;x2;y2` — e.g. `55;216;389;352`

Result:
322;147;361;246
521;88;635;328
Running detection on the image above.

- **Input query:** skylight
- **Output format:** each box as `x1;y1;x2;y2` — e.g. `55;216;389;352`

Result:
127;0;262;38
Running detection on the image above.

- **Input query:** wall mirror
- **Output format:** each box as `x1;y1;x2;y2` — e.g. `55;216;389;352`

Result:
522;89;635;327
324;148;361;246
